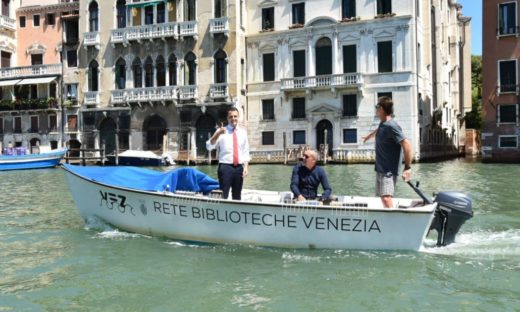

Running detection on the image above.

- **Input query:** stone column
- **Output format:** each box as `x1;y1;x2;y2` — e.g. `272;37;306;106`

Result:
307;33;315;76
395;26;403;72
332;30;339;74
190;126;197;159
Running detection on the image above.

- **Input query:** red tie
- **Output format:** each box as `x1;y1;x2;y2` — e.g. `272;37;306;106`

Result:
233;128;239;166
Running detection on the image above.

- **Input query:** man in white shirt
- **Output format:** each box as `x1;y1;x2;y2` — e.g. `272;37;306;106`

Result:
206;107;250;200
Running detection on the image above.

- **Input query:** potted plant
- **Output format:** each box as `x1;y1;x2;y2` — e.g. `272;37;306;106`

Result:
63;99;73;108
375;13;396;19
261;19;274;32
0;99;12;111
47;97;57;108
340;16;361;23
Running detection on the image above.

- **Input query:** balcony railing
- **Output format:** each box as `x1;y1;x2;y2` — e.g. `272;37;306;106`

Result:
281;73;362;90
0;15;16;31
209;17;229;35
0;64;62;79
111;22;178;44
84;91;99;105
111;86;178;104
83;31;100;48
209;83;229;98
179;21;198;38
179;85;198;100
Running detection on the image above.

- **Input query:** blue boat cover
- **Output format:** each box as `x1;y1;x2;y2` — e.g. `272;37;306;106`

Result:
63;164;220;194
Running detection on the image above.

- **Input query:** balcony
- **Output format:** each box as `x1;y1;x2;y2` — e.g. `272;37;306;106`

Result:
179;21;198;39
84;91;99;105
0;64;62;79
209;17;229;36
209;83;229;98
111;22;178;45
281;73;362;91
178;85;198;100
83;32;100;49
0;15;16;31
111;86;178;104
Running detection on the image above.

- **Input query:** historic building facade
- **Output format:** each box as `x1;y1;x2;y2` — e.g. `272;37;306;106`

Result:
482;0;520;162
77;0;245;159
0;0;79;152
244;0;471;162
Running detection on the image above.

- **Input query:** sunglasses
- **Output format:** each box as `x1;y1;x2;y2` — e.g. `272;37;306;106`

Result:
303;154;313;159
375;105;382;109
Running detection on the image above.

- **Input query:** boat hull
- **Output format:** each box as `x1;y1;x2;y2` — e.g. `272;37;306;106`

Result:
63;167;435;250
0;149;67;171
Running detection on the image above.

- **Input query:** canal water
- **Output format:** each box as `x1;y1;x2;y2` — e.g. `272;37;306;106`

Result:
1;159;519;311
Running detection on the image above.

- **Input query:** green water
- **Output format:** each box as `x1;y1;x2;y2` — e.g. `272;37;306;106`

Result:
1;159;519;311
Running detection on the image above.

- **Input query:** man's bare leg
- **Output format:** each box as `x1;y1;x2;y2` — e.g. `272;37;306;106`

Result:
381;195;393;208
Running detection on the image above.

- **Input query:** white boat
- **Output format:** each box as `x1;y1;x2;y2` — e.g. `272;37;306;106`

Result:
62;165;473;251
106;150;175;166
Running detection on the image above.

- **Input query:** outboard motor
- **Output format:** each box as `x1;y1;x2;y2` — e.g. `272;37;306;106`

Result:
407;181;473;247
430;191;473;246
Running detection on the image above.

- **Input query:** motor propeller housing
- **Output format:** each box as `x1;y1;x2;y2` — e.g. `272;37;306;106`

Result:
430;191;473;246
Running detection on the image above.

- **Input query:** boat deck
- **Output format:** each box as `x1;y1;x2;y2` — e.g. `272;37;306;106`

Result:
173;188;431;212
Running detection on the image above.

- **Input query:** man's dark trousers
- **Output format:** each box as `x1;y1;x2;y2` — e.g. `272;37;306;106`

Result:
218;164;244;200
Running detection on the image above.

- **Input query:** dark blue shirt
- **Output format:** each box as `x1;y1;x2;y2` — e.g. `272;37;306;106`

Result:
375;119;406;176
290;164;332;200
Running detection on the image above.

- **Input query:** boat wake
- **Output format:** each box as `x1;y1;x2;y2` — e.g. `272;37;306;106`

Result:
83;216;150;240
420;229;520;258
95;230;149;240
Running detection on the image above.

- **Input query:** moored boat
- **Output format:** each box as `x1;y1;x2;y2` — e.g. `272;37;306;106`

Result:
62;164;473;250
105;150;174;166
0;148;67;171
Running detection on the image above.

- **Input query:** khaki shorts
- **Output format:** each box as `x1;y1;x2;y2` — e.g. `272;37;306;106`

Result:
376;172;398;197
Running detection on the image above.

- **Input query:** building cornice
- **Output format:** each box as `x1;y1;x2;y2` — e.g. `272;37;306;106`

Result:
246;15;413;42
17;2;79;15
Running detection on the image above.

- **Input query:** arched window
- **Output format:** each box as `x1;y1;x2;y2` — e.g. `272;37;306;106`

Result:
144;57;154;87
116;0;126;29
184;52;196;85
115;58;126;90
214;50;227;83
89;1;99;32
168;54;177;86
132;58;142;88
88;60;99;91
157;2;165;23
156;55;166;87
315;37;332;75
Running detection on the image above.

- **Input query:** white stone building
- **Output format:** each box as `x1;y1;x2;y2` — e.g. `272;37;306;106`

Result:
244;0;471;162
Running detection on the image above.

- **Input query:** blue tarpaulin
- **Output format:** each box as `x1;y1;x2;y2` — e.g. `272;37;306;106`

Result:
63;164;219;194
